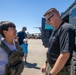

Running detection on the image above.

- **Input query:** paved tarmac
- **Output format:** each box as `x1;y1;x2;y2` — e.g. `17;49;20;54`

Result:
22;39;48;75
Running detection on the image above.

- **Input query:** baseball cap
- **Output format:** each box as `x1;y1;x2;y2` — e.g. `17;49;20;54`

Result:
23;38;28;42
22;27;27;30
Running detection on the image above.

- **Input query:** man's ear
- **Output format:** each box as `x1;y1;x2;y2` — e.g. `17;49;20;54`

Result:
54;14;58;20
54;14;57;17
3;30;8;35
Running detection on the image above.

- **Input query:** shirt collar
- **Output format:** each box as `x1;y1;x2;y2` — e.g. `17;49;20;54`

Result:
55;21;64;31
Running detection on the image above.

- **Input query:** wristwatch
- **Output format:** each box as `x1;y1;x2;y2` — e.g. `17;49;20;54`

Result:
49;74;52;75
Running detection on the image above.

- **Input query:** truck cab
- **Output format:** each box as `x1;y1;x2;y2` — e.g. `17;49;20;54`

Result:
41;18;54;47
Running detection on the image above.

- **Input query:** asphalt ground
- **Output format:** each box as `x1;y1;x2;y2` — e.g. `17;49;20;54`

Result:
22;39;48;75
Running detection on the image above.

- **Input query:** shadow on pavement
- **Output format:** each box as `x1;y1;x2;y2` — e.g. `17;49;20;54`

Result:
24;62;41;69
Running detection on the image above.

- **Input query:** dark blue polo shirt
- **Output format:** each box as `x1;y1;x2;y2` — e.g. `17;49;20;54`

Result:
47;22;75;66
17;31;27;45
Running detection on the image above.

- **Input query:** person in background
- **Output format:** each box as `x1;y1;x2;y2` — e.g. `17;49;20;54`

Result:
41;8;75;75
17;27;27;45
21;38;28;63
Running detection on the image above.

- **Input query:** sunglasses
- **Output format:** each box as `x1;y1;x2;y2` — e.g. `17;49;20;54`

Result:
46;14;54;23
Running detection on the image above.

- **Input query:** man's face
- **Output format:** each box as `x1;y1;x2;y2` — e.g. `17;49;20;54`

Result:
23;29;26;32
4;27;17;38
45;14;55;28
22;27;27;32
46;14;54;23
45;13;58;28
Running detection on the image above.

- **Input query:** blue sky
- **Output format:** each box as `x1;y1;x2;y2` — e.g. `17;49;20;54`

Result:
0;0;75;33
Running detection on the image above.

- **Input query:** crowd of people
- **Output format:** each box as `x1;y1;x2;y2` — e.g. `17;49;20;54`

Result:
0;8;75;75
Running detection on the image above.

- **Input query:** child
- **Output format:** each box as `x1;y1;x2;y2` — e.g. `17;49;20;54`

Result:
0;21;24;75
21;38;28;63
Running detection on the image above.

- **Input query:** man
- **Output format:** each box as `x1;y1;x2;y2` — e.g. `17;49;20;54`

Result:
17;27;27;45
0;21;24;75
41;8;75;75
